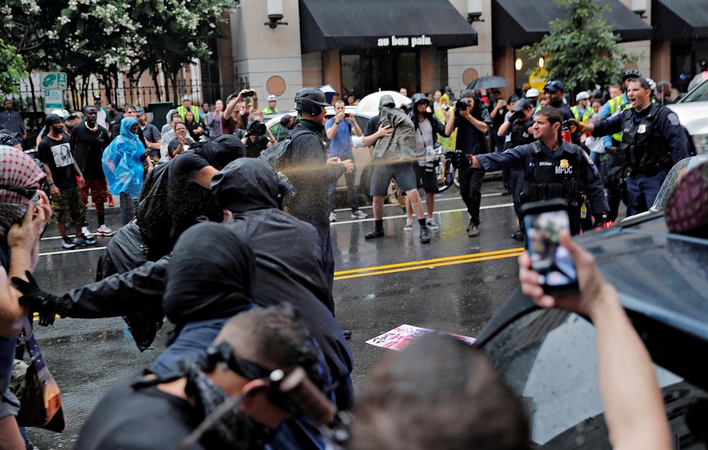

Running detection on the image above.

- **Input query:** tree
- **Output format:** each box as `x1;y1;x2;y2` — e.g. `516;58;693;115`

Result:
522;0;640;96
0;38;27;95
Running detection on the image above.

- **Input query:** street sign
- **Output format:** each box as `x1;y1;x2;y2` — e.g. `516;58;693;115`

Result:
40;72;67;90
44;89;64;114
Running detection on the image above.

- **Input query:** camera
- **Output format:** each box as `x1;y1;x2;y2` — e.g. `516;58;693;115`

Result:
345;113;351;119
454;98;470;115
509;110;524;122
246;119;267;137
242;89;255;98
442;104;450;111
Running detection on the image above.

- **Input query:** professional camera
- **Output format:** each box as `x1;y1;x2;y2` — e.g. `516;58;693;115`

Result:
509;110;524;123
246;119;267;137
242;89;256;98
454;98;470;115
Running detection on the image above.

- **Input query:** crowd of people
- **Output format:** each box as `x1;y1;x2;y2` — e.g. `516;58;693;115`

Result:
0;68;701;449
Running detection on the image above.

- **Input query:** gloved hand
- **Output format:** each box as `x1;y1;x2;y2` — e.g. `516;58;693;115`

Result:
11;271;59;326
594;212;610;228
567;118;586;134
509;110;523;123
449;150;472;169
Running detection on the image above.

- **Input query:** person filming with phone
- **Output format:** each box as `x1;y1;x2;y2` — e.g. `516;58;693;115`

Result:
456;106;608;235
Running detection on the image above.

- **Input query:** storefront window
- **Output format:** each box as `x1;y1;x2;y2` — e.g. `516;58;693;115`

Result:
341;50;420;99
514;48;546;94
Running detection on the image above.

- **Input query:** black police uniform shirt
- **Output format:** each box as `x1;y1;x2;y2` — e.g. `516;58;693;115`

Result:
70;122;109;179
590;104;690;166
507;119;535;149
37;134;77;190
476;140;609;215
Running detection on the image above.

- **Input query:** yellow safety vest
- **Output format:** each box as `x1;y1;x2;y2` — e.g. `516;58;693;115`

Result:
608;95;629;142
177;105;201;123
571;105;593;123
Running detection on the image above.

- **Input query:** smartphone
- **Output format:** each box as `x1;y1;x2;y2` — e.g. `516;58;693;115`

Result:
521;199;579;295
242;90;253;97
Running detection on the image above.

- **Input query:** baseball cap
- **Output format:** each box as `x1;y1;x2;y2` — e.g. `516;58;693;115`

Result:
51;109;74;121
279;114;292;127
512;98;532;111
267;95;277;101
45;114;63;126
544;80;565;92
525;88;540;98
94;94;101;101
575;91;590;101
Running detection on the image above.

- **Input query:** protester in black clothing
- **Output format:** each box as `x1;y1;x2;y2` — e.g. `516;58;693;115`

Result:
106;103;122;141
184;111;204;141
75;298;326;450
444;89;492;237
71;106;112;236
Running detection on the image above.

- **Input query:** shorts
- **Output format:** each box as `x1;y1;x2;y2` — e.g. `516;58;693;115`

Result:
79;177;108;205
51;186;85;225
412;162;439;194
370;161;418;197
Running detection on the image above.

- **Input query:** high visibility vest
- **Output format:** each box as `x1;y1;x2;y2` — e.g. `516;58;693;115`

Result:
177;105;201;123
263;106;279;114
608;95;630;143
571;105;593;123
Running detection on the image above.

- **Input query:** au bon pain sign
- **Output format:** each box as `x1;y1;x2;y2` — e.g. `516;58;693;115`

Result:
377;35;432;48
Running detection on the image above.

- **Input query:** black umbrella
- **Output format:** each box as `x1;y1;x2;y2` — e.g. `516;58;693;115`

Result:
466;76;510;90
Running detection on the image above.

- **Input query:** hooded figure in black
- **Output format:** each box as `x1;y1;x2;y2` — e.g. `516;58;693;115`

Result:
14;136;246;352
211;158;354;410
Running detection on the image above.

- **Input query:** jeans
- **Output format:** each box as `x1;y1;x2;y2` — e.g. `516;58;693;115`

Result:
328;166;359;212
458;165;486;225
626;170;666;215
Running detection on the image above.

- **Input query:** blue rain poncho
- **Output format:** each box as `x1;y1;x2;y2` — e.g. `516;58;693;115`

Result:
102;117;145;199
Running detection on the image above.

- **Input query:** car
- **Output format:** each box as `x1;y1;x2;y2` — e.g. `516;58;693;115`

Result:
667;79;708;155
475;157;708;448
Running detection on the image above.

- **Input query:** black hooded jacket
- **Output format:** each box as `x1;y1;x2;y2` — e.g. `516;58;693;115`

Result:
211;159;354;387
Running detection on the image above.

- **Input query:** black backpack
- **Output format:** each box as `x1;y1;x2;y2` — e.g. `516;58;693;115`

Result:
259;128;313;172
136;162;174;259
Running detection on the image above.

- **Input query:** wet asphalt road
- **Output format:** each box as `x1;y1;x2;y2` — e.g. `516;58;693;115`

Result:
26;180;523;448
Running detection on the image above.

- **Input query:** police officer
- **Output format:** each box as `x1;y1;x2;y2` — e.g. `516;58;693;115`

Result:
456;106;608;235
542;80;580;144
497;98;535;240
573;77;689;215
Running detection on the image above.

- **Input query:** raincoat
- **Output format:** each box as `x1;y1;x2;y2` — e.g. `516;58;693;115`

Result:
435;94;457;151
373;94;416;161
102;117;145;199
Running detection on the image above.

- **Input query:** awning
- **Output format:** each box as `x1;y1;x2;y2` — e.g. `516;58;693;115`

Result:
653;0;708;41
492;0;653;48
299;0;478;54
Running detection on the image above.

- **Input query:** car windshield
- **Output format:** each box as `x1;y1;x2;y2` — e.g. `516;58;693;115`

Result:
651;155;708;211
681;80;708;103
484;309;708;448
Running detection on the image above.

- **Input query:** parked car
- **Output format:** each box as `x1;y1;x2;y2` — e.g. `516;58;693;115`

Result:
668;79;708;154
475;158;708;448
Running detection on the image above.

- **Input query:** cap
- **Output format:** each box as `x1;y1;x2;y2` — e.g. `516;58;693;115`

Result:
135;106;145;115
279;114;292;127
512;98;532;111
544;80;565;92
94;94;101;101
267;95;277;101
444;86;453;91
526;88;540;98
51;109;74;121
182;95;191;101
575;91;590;101
45;114;63;126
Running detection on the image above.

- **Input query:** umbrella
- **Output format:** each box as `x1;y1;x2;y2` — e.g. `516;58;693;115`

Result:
466;76;510;91
319;85;337;104
354;91;412;115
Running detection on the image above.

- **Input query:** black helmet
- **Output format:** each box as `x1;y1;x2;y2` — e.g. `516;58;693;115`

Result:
622;69;642;82
411;93;429;107
294;87;330;115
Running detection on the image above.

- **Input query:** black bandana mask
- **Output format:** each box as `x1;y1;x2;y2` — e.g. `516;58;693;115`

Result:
184;366;278;449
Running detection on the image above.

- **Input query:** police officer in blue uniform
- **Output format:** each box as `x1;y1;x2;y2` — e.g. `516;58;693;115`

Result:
453;106;608;235
573;77;689;215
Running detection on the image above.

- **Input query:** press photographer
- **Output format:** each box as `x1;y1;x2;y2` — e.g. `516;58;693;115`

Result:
238;111;276;158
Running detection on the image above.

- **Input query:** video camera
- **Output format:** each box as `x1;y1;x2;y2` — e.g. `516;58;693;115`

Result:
246;119;267;137
454;98;470;116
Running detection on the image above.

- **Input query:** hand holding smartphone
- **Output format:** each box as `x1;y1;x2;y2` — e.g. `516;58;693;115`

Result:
520;199;579;295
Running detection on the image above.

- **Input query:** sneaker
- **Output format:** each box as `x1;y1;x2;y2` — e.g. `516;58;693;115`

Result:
510;230;525;241
501;188;511;196
74;233;97;246
81;226;94;237
364;228;385;239
351;210;368;219
468;225;480;237
403;219;414;231
329;212;337;222
426;218;439;230
466;221;474;232
97;224;115;236
419;227;431;244
61;237;76;250
108;195;115;207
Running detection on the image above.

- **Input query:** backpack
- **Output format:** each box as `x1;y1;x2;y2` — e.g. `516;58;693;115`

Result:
258;128;313;172
136;162;174;259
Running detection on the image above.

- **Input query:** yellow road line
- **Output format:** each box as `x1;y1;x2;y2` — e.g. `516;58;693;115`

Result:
334;249;523;281
334;247;523;275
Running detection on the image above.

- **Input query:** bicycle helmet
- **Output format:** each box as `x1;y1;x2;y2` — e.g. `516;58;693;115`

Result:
525;88;540;98
294;87;330;115
622;69;642;82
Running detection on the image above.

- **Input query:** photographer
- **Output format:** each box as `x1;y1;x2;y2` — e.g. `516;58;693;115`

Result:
222;89;259;134
239;112;276;158
444;89;491;237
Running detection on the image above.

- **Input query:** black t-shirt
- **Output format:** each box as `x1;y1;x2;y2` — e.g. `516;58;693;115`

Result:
185;121;202;140
37;134;77;190
74;370;208;450
364;115;380;137
108;112;123;140
244;135;270;158
454;115;479;156
70;122;109;179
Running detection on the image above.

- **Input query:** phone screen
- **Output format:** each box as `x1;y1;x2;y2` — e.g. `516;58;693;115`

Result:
524;209;579;294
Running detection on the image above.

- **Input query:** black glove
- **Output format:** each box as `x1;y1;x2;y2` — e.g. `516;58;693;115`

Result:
594;212;609;228
509;110;523;123
11;271;59;326
449;150;471;169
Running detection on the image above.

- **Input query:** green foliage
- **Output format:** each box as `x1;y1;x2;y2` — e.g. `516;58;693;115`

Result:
522;0;641;95
0;38;28;94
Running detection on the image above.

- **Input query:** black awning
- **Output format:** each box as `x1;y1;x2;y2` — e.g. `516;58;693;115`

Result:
653;0;708;41
492;0;653;48
299;0;478;54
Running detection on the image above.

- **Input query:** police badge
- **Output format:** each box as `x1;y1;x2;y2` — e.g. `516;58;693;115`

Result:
637;124;647;134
